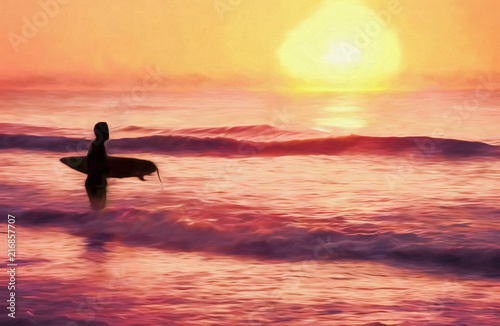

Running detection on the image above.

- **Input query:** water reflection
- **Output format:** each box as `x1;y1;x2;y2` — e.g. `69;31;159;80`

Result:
315;105;368;131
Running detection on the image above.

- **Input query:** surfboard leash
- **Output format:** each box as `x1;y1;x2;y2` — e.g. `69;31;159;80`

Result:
155;163;164;190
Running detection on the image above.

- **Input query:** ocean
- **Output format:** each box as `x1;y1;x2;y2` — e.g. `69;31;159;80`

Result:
1;89;500;325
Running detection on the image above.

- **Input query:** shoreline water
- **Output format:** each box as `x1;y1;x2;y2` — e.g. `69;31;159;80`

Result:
1;90;500;324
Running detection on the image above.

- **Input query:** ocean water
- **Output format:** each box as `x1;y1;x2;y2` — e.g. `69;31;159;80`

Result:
1;89;500;325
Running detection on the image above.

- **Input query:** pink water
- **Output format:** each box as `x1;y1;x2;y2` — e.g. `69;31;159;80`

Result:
1;89;500;325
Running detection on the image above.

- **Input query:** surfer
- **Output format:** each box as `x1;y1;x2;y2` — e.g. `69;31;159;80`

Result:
85;122;110;210
60;122;161;210
88;122;109;161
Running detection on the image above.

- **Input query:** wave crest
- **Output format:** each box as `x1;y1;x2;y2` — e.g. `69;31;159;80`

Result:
1;129;498;158
6;206;500;273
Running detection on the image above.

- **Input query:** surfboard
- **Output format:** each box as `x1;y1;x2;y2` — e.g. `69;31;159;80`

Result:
60;156;158;179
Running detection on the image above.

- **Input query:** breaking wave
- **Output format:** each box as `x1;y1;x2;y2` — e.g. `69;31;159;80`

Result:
0;124;498;158
4;205;500;274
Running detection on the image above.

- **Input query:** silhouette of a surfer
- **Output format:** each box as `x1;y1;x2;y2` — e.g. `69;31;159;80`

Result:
60;122;161;210
85;122;110;210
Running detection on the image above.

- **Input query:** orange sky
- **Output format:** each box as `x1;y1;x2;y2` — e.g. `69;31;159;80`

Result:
0;0;498;91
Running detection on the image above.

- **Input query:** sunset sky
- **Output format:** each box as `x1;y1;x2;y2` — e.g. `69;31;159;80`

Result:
0;0;498;91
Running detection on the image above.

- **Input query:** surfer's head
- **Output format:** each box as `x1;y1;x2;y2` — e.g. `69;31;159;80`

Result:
94;122;109;142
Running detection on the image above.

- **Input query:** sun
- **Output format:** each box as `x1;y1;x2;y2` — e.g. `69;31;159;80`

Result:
278;0;401;91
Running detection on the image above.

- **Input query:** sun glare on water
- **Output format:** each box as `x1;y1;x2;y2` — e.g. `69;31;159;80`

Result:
315;106;368;131
278;0;401;91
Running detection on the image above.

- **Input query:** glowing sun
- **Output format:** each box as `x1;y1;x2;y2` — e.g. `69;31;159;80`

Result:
278;0;401;91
